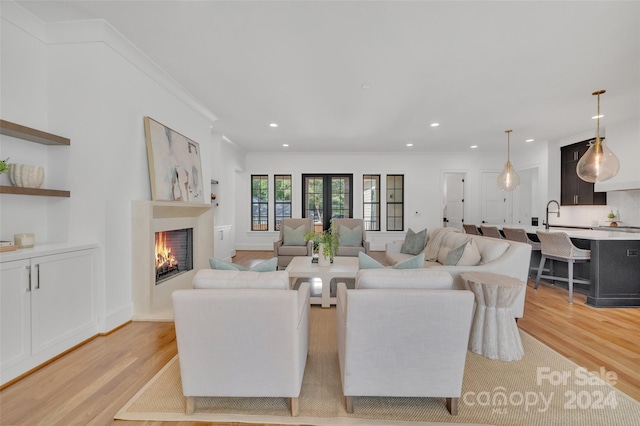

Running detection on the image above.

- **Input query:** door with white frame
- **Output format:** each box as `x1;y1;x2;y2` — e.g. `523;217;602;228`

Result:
443;172;465;231
512;167;539;226
481;171;512;225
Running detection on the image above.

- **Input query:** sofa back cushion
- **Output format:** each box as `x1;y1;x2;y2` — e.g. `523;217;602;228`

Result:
355;268;453;289
438;233;509;265
192;269;289;289
473;236;510;264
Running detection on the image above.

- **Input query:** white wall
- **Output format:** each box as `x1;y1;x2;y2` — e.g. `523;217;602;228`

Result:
235;147;543;251
1;3;217;332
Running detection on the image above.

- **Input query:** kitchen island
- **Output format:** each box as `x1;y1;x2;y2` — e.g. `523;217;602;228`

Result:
531;227;640;308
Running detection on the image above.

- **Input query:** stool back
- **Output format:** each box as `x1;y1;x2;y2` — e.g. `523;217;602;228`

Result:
480;225;502;239
503;227;541;251
535;231;590;260
463;224;479;235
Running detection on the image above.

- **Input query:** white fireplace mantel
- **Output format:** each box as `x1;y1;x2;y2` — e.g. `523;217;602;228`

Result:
132;201;213;321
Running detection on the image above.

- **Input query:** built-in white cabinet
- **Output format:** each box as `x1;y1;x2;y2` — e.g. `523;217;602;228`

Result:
214;225;234;262
1;245;98;385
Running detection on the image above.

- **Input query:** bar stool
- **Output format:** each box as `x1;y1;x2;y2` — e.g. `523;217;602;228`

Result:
535;231;591;304
503;227;544;277
480;225;502;239
463;224;479;235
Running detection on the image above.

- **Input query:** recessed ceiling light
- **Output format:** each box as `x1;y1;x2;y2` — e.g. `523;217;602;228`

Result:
282;144;289;147
592;115;604;119
361;83;371;90
470;145;478;149
526;139;534;142
269;123;278;128
430;123;440;127
406;143;414;147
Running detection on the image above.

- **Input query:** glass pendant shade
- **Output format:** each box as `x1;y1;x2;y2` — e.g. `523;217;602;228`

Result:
497;130;520;191
576;89;620;183
498;161;520;190
576;137;620;183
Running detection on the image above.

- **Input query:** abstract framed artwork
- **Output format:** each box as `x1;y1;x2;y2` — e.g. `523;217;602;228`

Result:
143;117;204;202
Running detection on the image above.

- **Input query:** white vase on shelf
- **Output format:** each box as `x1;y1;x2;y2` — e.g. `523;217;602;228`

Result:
8;164;44;188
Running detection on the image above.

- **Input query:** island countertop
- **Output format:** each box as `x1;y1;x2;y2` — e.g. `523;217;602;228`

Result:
497;225;640;241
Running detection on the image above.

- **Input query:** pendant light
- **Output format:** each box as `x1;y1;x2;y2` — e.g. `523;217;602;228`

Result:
497;129;520;191
576;90;620;183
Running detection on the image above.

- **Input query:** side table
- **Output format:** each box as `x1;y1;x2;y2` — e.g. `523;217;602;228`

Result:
460;271;525;361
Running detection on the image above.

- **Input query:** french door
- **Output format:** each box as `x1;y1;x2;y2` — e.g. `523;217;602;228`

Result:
302;174;353;231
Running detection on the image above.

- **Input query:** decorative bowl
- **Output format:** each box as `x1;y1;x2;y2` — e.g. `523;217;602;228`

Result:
8;164;45;188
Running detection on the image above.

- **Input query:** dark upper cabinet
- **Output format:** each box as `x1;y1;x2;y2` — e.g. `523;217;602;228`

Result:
560;140;607;206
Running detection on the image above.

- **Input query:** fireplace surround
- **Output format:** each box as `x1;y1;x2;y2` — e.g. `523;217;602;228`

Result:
132;201;213;320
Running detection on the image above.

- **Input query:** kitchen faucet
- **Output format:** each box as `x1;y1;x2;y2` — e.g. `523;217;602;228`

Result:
545;200;560;230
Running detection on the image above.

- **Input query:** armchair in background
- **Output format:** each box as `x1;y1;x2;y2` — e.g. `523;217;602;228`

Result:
333;218;370;257
274;218;314;269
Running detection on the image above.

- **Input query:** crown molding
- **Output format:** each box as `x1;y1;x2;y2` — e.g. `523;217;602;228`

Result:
1;1;218;124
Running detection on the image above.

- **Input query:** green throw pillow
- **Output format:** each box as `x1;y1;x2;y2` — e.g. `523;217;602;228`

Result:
283;225;307;246
210;257;278;272
359;252;424;270
249;257;278;272
444;243;467;266
393;253;425;269
444;240;481;266
358;252;385;269
400;228;428;255
209;257;248;271
339;225;362;247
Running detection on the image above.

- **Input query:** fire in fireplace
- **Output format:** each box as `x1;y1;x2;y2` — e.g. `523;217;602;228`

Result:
155;228;193;284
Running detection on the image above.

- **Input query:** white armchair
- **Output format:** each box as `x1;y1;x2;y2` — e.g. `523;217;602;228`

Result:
336;269;474;415
172;269;310;416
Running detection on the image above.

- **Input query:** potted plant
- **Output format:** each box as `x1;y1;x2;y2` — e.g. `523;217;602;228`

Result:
0;157;9;174
304;223;339;265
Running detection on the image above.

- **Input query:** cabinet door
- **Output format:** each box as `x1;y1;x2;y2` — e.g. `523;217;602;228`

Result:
30;250;95;355
560;141;607;206
0;260;31;373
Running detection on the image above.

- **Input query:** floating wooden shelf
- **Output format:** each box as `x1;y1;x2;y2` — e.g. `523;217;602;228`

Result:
0;119;70;146
0;186;70;197
1;119;71;198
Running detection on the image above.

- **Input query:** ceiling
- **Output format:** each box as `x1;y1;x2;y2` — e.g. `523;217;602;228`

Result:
14;1;640;153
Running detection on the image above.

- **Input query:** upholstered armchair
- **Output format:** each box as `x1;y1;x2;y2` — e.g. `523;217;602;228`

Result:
336;269;474;415
172;269;310;416
332;218;370;256
273;218;314;269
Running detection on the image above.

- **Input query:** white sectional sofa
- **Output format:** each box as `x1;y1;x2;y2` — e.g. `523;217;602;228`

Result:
385;227;532;318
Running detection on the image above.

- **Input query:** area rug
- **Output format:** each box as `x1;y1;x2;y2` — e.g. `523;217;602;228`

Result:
116;307;640;426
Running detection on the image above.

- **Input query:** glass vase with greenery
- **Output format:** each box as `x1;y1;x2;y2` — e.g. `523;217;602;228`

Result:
304;222;339;262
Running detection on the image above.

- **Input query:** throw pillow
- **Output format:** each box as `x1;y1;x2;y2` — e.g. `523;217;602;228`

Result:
339;225;363;247
209;257;248;271
400;228;428;255
358;252;385;269
444;240;481;266
393;253;425;269
249;257;278;272
283;225;307;246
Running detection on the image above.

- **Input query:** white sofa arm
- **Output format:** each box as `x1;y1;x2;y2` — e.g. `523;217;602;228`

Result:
296;282;311;325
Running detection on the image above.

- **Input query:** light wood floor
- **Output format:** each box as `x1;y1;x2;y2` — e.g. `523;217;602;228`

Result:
1;250;638;426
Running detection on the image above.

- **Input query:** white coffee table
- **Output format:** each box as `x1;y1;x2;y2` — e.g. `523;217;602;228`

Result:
286;256;359;308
